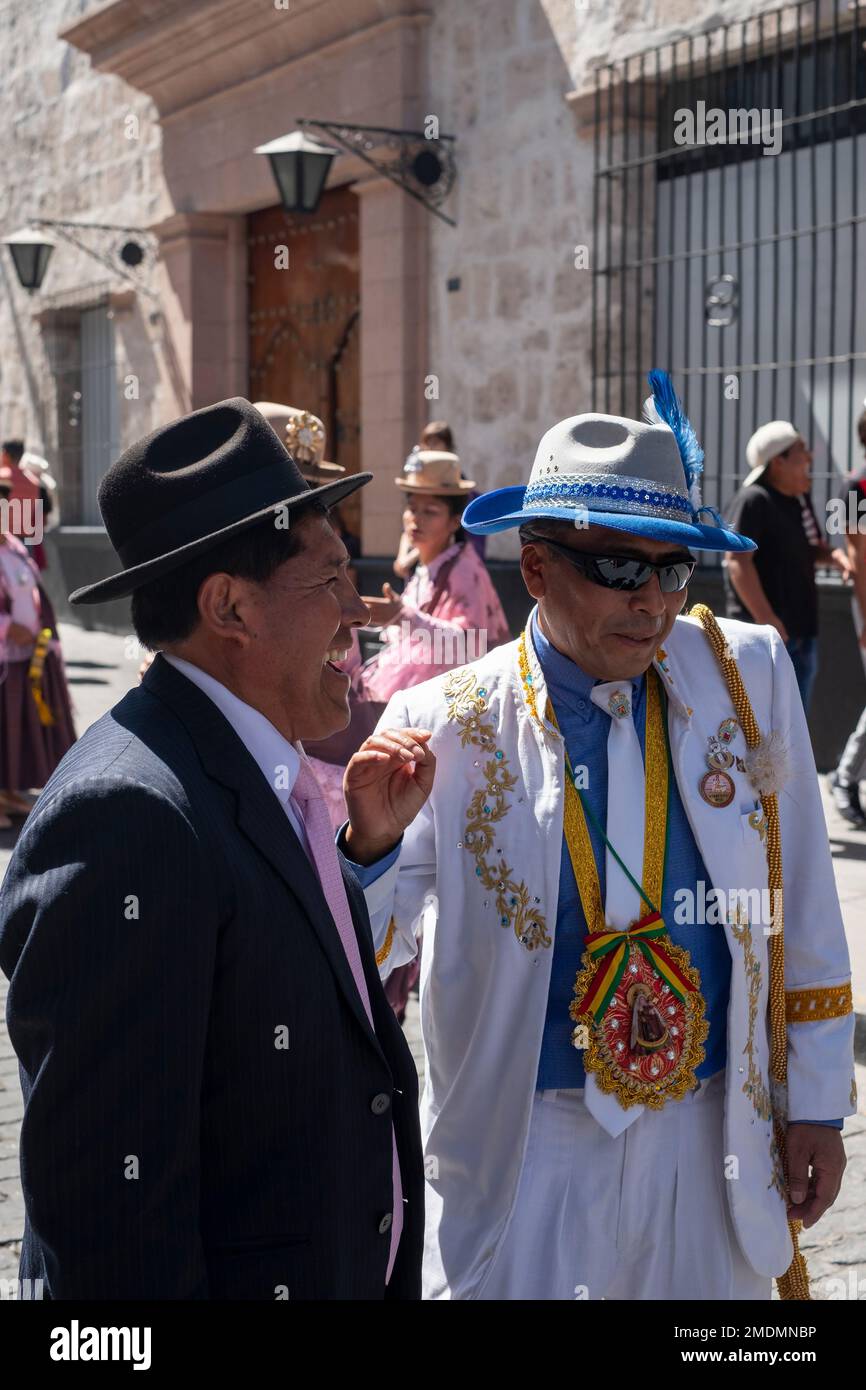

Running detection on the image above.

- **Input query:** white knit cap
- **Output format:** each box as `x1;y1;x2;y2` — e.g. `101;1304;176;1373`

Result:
743;420;803;487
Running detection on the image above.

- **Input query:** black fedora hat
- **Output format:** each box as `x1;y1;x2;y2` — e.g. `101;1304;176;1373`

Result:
69;397;371;605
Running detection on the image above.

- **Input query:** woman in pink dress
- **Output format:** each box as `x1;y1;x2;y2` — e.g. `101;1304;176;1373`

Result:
309;448;511;1019
0;471;76;830
310;449;510;824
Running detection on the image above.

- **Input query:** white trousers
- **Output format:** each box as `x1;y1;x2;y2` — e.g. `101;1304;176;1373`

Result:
476;1070;771;1301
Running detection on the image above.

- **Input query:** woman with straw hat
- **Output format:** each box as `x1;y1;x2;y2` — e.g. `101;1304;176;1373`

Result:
0;466;76;830
303;444;510;840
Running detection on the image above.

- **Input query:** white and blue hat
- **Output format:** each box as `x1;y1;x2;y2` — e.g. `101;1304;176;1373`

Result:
462;370;756;553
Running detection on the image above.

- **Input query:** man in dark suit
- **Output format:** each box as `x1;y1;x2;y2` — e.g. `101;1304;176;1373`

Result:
0;398;432;1299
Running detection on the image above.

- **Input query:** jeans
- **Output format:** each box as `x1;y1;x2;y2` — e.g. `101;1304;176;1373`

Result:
836;599;866;785
785;634;818;711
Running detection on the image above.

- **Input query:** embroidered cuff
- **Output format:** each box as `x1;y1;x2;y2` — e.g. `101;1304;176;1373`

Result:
785;983;853;1023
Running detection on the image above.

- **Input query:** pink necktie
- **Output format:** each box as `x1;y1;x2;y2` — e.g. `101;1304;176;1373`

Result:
291;758;403;1283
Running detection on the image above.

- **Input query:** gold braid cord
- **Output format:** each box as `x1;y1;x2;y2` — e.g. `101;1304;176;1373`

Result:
376;916;396;967
690;604;809;1301
28;627;56;727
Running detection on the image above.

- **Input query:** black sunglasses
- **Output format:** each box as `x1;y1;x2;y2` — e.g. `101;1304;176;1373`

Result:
525;533;696;593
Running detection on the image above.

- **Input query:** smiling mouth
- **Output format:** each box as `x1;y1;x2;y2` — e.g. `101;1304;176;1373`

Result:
323;646;351;671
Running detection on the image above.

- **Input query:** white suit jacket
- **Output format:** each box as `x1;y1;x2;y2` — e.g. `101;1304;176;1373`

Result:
363;610;856;1299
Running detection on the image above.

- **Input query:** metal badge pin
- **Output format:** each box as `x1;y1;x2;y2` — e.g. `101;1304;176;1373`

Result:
608;689;631;718
699;769;736;808
717;716;739;744
706;736;734;771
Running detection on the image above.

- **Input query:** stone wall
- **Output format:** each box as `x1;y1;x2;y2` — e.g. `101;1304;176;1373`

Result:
424;0;803;559
1;0;805;566
0;0;172;467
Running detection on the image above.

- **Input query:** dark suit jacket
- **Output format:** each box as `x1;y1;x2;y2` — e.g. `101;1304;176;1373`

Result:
0;655;423;1299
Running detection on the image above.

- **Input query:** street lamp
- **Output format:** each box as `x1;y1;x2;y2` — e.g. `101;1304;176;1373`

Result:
254;131;338;214
2;228;55;292
257;119;458;226
1;219;158;298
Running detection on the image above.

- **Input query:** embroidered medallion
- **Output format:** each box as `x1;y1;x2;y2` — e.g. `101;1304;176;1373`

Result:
571;918;707;1108
548;659;707;1110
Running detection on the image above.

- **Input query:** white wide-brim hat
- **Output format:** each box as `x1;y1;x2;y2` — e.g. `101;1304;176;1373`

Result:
742;420;803;488
462;369;756;554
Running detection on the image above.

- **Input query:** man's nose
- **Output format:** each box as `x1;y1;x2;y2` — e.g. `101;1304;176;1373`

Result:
344;586;371;627
633;572;666;614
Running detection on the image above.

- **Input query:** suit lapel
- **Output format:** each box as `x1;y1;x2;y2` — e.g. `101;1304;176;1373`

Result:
142;655;386;1061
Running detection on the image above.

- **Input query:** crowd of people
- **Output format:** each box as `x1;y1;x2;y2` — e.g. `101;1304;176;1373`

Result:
0;381;858;1302
0;439;74;831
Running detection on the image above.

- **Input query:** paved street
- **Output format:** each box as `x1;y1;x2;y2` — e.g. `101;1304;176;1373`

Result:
0;623;864;1296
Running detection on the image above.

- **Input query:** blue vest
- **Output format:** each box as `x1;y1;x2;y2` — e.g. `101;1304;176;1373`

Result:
533;613;731;1091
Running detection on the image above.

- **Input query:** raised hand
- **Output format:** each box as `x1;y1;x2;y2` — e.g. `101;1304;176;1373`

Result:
343;727;435;865
360;582;403;627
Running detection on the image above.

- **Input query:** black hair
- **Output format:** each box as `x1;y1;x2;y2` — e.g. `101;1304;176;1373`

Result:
857;410;866;454
518;519;571;547
444;492;467;545
421;421;454;451
131;502;327;650
1;440;25;462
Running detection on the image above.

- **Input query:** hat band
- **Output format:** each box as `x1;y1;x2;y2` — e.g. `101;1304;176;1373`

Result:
523;473;692;523
116;458;305;569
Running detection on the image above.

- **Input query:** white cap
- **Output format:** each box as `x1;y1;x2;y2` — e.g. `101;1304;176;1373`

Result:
743;420;803;487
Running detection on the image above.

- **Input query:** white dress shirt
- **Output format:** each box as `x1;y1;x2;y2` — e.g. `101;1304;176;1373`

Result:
162;653;310;853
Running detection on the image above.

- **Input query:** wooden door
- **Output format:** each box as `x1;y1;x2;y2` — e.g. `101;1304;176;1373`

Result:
248;185;362;540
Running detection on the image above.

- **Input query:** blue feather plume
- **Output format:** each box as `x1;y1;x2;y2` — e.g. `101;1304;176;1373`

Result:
645;368;704;511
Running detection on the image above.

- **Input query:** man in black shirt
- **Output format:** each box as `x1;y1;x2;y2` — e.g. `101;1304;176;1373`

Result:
827;410;866;826
724;420;851;710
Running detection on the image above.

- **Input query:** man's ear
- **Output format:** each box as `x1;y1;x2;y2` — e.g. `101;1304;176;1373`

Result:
196;572;250;644
520;544;546;601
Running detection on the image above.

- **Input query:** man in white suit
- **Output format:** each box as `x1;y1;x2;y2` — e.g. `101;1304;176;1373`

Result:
344;372;854;1300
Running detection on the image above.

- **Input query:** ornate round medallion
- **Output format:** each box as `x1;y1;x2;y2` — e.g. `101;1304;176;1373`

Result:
699;769;735;807
574;943;707;1109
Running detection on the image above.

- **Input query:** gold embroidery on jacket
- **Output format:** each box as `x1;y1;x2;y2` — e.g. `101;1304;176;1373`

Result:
785;982;853;1023
444;666;551;952
376;916;396;967
731;911;773;1122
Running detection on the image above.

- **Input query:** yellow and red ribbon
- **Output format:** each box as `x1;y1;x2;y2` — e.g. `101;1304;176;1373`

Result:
580;910;701;1020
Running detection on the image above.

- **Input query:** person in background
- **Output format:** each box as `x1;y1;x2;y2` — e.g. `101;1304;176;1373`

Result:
828;406;866;826
23;450;61;531
311;447;510;840
0;467;75;831
724;420;852;710
360;449;510;1021
395;422;486;581
0;440;55;572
